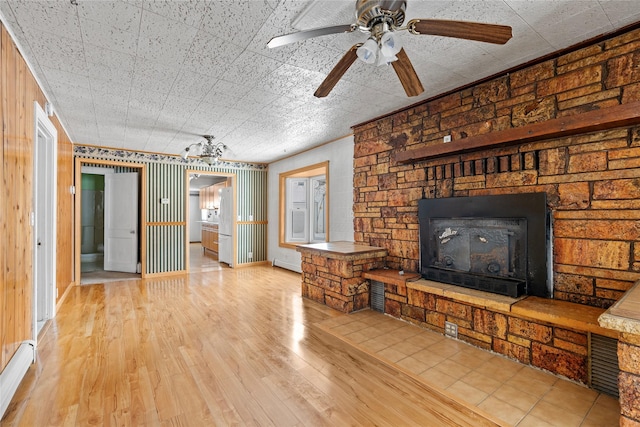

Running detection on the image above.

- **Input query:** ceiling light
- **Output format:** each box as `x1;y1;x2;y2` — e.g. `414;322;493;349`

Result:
356;38;378;64
181;135;226;165
380;31;402;57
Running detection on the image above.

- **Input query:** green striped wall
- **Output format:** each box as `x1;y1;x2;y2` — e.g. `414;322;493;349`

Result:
76;149;268;275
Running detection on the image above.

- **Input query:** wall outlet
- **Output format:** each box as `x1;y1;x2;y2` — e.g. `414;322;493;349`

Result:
248;252;253;259
444;321;458;338
443;135;452;143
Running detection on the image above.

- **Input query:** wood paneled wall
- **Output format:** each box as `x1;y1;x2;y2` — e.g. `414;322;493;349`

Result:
0;23;74;372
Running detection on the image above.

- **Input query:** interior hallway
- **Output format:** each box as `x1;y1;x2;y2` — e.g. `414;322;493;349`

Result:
3;265;618;426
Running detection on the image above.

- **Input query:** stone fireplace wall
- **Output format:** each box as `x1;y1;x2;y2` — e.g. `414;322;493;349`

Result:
353;25;640;310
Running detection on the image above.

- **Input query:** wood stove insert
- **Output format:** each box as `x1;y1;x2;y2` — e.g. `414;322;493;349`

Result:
418;193;550;298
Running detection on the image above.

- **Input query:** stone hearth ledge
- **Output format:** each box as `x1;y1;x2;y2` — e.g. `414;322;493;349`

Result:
296;241;388;260
364;269;615;338
599;280;640;335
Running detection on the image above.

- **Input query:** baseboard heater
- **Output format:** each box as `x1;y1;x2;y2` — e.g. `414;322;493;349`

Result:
272;258;302;273
0;341;36;419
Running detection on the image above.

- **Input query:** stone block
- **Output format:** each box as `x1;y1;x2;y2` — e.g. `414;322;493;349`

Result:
605;52;640;88
510;60;555;88
539;147;568;175
401;304;425;322
554;328;588;346
385;299;401;317
531;342;588;382
557;182;590;209
302;283;325;304
493;338;531;364
507;334;531;348
325;291;352;313
485;170;538;188
594;178;640;200
472;309;507;339
554;238;631;270
436;298;472;321
537;65;602;96
512;97;557;127
425;311;446;329
568;152;608;173
353;292;370;311
327;258;353;279
407;288;435;310
619;342;640;375
619;372;640;421
553;338;588;356
508;317;552;343
554;273;595;295
472;77;509;106
554;219;640;240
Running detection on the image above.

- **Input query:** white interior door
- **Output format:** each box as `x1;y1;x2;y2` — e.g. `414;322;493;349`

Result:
33;102;57;336
104;173;138;273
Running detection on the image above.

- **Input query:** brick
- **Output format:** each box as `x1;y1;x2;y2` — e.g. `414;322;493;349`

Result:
623;82;640;103
554;238;631;270
302;283;325;304
509;317;552;343
425;311;446;329
558;88;621;110
531;342;588;382
596;278;634;292
407;288;436;310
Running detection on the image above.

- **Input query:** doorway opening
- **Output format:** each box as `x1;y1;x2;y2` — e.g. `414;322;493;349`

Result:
33;102;57;337
75;159;146;285
185;170;235;272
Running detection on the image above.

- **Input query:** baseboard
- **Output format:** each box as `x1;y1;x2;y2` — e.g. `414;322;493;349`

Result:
0;341;36;419
272;259;302;273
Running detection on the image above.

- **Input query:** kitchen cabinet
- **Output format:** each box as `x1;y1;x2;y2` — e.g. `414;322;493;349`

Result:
202;222;218;256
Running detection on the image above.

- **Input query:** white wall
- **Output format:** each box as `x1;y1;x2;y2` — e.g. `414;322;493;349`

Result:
268;135;354;272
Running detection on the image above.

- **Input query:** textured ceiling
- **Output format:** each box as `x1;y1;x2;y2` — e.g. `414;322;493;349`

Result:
1;0;639;163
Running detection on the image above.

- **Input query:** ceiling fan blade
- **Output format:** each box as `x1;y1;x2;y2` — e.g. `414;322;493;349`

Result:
391;48;424;97
268;24;355;48
407;19;512;45
314;44;360;98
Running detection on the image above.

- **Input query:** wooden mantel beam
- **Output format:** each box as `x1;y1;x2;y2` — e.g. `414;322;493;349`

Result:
394;101;640;164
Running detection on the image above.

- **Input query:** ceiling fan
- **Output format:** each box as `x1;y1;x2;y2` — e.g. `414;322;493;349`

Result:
267;0;512;98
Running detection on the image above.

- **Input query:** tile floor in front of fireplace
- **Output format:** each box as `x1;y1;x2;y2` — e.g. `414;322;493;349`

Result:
315;309;619;427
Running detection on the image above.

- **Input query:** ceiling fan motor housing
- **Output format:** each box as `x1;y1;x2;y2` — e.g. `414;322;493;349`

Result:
355;0;406;29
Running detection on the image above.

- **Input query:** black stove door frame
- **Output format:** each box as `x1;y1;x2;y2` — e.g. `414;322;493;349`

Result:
418;192;550;298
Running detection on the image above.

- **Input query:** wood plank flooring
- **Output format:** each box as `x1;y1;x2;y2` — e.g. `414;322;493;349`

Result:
2;265;504;426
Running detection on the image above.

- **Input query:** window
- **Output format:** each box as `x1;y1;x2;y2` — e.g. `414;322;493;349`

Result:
279;162;329;248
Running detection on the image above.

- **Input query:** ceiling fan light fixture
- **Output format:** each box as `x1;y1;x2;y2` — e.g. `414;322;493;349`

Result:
356;37;378;64
380;31;402;57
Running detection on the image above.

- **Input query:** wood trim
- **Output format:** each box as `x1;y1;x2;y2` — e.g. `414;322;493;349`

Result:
74;158;147;281
395;101;640;163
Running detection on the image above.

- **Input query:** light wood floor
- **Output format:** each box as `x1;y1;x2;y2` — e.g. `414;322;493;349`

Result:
2;264;504;426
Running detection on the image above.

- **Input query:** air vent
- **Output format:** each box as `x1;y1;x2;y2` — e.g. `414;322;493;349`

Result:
591;334;619;397
370;280;384;313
